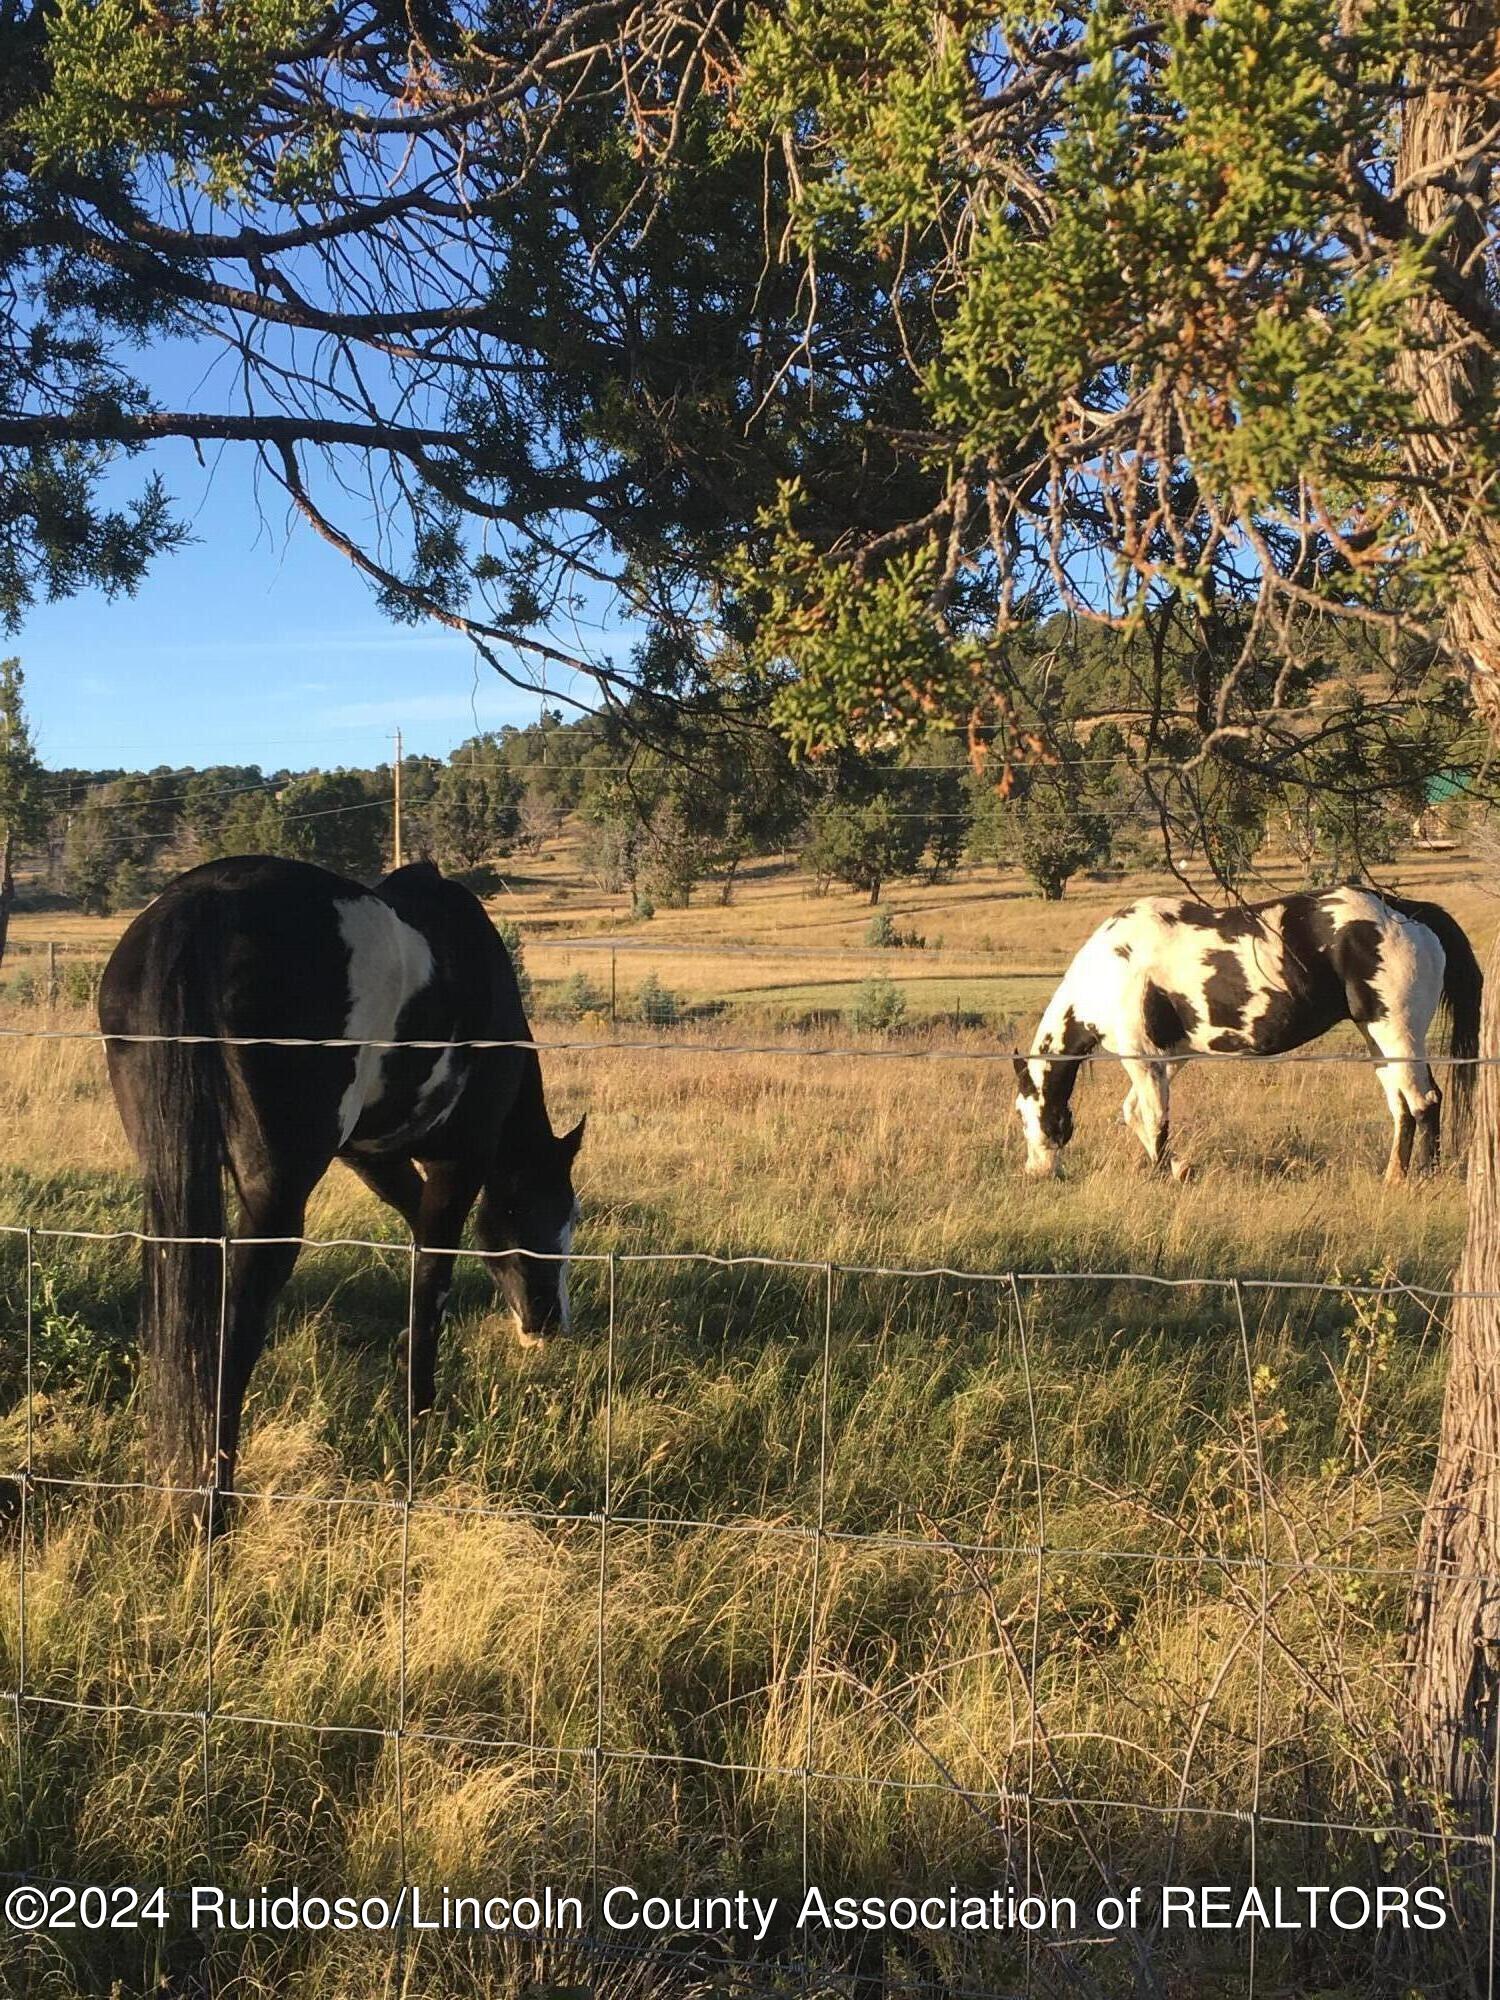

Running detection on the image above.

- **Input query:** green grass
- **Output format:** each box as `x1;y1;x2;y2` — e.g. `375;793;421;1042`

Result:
708;973;1048;1021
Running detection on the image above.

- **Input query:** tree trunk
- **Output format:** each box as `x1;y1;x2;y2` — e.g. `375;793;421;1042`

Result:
1407;923;1500;1811
0;828;15;972
1400;0;1500;1815
1396;1;1500;726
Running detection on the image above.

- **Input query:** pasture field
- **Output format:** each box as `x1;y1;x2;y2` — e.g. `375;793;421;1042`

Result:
0;851;1489;1997
11;840;1494;1025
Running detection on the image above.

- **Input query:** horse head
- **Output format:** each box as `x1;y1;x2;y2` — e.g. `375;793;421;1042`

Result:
1013;1051;1070;1177
484;1116;586;1344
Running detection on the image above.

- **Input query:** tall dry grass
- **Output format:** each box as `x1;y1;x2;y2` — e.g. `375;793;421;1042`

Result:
0;866;1482;1995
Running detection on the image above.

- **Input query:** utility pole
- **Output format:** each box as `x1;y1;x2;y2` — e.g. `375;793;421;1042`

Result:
392;728;403;869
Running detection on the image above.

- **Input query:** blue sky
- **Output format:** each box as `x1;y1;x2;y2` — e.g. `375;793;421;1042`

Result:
10;432;609;776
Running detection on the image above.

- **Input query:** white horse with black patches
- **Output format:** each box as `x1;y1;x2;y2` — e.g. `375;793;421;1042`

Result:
1013;888;1481;1183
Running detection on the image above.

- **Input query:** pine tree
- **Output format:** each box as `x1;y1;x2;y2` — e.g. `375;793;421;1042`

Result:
0;661;51;962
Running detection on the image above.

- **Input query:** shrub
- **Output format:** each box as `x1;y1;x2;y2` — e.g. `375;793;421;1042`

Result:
866;910;926;949
851;975;907;1033
492;917;534;1011
8;967;36;1004
556;971;605;1020
636;971;683;1026
61;960;103;1008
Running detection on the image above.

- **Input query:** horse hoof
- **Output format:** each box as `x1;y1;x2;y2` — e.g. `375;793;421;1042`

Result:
1170;1159;1195;1184
478;1312;547;1353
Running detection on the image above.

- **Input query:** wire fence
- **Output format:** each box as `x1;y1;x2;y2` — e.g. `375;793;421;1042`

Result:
0;1022;1492;1995
0;1019;1492;1069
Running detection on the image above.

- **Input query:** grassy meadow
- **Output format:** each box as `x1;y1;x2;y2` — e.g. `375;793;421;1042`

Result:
0;848;1490;1997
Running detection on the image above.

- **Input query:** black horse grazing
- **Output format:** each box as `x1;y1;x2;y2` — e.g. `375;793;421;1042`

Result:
99;855;583;1500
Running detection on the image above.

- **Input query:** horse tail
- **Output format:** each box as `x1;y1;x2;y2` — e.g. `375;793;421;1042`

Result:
1387;895;1483;1152
106;903;232;1488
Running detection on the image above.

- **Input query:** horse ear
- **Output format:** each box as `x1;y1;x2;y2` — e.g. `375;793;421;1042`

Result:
560;1115;587;1161
1012;1051;1029;1083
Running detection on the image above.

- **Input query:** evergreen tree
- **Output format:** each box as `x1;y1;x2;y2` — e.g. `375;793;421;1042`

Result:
0;661;49;963
277;771;387;881
429;756;521;873
802;795;927;906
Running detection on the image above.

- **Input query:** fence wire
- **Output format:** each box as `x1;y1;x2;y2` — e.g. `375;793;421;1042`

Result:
0;1006;1494;1993
0;1020;1493;1068
0;1221;1495;1998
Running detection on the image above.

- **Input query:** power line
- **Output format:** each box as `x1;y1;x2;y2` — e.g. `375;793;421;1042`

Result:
38;774;291;814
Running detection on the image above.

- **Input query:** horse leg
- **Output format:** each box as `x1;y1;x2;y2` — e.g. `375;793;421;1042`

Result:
1120;1059;1181;1176
342;1155;429;1394
1414;1083;1443;1174
1355;1026;1411;1183
1372;1056;1419;1183
344;1154;424;1236
1383;1099;1417;1183
405;1162;485;1416
1359;1024;1439;1183
344;1154;483;1413
214;1170;320;1512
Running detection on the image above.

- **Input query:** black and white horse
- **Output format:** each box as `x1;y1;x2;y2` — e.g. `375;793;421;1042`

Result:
1013;887;1481;1182
100;855;584;1501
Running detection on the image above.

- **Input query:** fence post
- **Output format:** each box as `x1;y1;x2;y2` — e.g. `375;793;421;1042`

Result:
610;950;617;1025
45;942;57;1007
